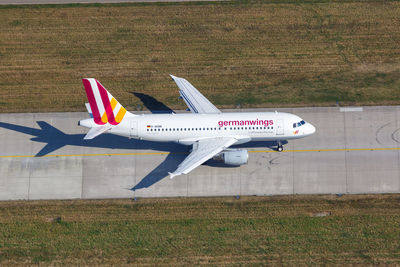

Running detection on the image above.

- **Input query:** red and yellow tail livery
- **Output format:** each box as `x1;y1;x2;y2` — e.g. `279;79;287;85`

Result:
82;78;128;125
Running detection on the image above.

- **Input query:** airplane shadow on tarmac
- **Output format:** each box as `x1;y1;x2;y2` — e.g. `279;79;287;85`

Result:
0;94;284;190
0;119;284;192
0;120;185;191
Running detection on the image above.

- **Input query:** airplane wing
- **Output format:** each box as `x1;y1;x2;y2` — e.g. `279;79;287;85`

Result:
170;75;221;114
168;137;237;178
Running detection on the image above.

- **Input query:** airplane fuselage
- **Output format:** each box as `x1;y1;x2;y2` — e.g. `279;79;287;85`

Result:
80;76;317;176
79;111;315;146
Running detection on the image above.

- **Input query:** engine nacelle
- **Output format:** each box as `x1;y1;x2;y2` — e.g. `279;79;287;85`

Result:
213;149;248;166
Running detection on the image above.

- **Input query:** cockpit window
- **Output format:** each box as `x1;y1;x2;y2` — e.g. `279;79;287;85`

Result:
293;120;306;128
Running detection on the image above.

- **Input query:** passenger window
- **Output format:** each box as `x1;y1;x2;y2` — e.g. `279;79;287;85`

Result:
301;120;305;125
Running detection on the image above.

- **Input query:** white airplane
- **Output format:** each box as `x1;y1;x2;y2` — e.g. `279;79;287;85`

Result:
78;75;315;178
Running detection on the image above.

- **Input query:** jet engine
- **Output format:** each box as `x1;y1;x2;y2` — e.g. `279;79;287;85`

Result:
213;149;249;166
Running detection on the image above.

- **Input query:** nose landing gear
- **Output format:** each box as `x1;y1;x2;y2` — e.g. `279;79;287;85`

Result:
277;141;283;152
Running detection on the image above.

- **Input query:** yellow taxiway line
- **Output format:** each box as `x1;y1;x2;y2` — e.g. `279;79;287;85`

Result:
0;147;399;159
252;147;400;153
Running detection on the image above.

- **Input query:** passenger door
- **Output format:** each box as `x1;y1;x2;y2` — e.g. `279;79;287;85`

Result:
130;121;138;137
276;119;284;135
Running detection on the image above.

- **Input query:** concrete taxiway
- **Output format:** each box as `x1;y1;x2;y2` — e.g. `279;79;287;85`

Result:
0;106;399;200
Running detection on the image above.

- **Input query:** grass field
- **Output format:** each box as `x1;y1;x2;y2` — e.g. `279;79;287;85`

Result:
0;0;399;113
0;195;399;265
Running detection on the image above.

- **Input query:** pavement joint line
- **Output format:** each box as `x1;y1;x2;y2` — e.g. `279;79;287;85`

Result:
0;147;399;158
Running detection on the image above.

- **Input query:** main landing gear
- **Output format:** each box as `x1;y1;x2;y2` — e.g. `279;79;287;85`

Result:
277;141;283;152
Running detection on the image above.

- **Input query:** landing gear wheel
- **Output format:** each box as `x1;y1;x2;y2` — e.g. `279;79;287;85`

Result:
277;141;283;152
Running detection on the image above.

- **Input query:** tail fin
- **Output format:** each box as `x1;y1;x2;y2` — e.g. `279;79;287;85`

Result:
82;78;133;125
85;103;93;118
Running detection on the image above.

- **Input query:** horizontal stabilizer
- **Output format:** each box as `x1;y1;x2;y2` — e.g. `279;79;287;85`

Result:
168;172;177;179
84;126;112;140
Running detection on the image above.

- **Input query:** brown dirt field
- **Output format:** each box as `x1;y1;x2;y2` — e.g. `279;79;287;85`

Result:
0;194;399;265
0;1;399;113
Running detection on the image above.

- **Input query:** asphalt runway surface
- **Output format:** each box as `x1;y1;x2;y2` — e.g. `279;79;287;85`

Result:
0;106;399;200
